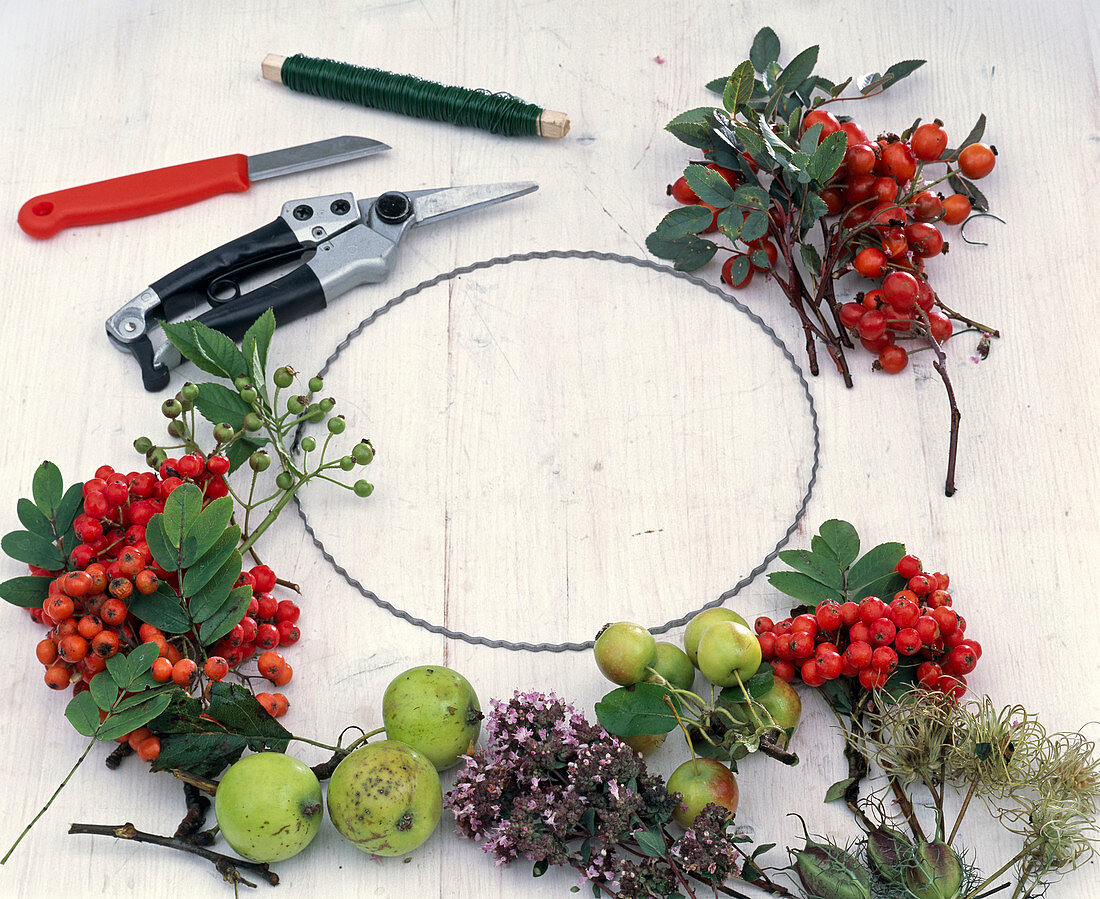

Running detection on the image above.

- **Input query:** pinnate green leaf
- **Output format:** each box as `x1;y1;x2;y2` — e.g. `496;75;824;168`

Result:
824;777;856;803
90;670;121;711
188;551;243;622
241;309;276;384
817;520;860;568
31;461;64;518
161;483;203;549
808;130;848;183
179;526;241;596
883;59;926;88
655;205;716;239
16;499;53;539
767;570;840;606
741;210;770;243
65;691;100;737
198;584;253;645
127;584;192;634
144;515;176;571
777;549;843;590
733;185;770;210
666;108;718;149
633;829;667;858
750;27;781;73
180;496;235;568
684;164;735;208
193;382;252;430
1;530;64;569
848;542;906;601
723;60;756;113
716;206;744;241
98;691;173;742
0;575;52;607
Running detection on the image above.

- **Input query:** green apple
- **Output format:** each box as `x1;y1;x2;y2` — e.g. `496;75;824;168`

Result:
649;641;695;691
731;678;802;746
683;608;748;666
593;621;658;685
666;758;739;828
382;665;482;770
214;752;323;862
696;620;762;687
327;740;442;857
622;732;667;757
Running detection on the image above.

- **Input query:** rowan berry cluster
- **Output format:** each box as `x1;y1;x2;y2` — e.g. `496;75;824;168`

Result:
755;555;980;698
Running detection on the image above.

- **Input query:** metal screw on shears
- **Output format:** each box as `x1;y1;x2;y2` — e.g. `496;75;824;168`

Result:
375;191;413;224
293;204;314;220
330;199;351;215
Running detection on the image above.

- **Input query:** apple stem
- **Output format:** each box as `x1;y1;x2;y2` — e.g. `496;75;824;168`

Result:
68;822;279;887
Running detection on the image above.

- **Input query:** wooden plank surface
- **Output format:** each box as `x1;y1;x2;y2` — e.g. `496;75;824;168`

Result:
0;0;1097;896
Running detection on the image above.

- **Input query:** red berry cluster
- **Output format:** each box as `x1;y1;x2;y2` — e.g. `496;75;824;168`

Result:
754;555;981;699
668;113;997;375
27;461;300;742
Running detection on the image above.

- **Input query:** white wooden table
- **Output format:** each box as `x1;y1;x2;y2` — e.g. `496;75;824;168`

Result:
1;1;1098;896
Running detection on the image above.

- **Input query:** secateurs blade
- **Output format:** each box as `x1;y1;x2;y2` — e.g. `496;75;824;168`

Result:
105;181;539;391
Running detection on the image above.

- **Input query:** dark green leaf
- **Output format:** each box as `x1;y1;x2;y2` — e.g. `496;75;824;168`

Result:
208;682;292;752
144;515;176;571
751;843;777;859
98;692;174;742
723;60;756;113
741;211;769;242
127;585;192;634
123;641;162;686
188;551;243;622
954;113;987;152
822;677;854;714
750;27;781;72
901;117;922;141
750;248;772;270
180;496;235;568
595;683;682;737
190;324;248;382
947;173;989;212
848;542;906;601
799;192;830;235
532;859;549;877
0;575;52;607
767;570;840;606
743;859;763;882
818;520;860;568
733;125;775;168
824;777;856;803
829;76;853;97
744;663;775;699
1;530;64;569
725;254;751;287
666;107;718;149
31;461;64;518
179;525;241;596
733;185;770;210
16;498;53;539
160;321;209;373
765;45;818;118
684;164;735;208
883;59;926;88
716;206;744;242
800;243;823;275
198;584;253;644
808;130;848;183
161;483;203;550
799;122;823;155
65;691;100;737
856;70;882;93
671;236;718;272
705;76;727;94
777;549;843;590
90;670;120;711
633;829;666;858
241;309;276;385
194;382;253;430
55;483;84;539
655;205;716;239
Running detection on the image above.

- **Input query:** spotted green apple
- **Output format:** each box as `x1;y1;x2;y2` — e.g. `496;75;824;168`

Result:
382;665;482;770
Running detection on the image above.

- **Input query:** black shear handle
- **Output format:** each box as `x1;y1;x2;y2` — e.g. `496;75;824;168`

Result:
193;264;327;340
151;218;305;320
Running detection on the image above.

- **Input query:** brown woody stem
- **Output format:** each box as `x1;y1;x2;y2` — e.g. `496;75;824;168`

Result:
68;822;279;887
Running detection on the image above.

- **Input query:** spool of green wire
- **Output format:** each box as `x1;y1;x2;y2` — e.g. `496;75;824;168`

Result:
262;53;570;138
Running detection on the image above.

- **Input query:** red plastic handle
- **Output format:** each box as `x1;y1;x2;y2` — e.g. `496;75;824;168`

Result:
17;154;251;239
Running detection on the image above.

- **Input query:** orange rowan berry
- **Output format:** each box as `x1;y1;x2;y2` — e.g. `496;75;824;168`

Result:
254;692;278;716
44;594;74;622
44;664;71;690
77;615;104;640
127;727;154;751
85;563;109;594
138;623;162;642
166;644;181;664
134;569;159;595
270;693;289;718
204;656;229;681
150;657;173;683
83;652;107;674
108;577;133;601
136;736;161;761
35;638;58;665
272;664;293;688
117;548;144;577
172;658;198;688
91;630;120;659
58;634;89;664
54;617;79;638
256;650;287;682
61;570;93;598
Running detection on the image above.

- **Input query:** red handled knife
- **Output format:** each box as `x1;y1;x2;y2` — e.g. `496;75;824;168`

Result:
17;135;390;239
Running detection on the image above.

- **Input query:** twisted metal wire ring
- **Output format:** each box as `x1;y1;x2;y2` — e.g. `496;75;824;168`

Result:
295;250;820;652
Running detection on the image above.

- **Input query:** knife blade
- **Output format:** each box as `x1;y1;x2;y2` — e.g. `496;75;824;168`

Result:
17;135;390;239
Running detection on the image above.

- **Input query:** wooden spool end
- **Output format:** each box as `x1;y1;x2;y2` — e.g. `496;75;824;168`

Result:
262;53;287;84
537;110;570;139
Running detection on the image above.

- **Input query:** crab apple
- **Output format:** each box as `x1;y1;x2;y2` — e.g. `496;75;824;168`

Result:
213;752;323;862
382;666;482;771
650;642;696;691
594;622;657;685
666;758;739;828
683;607;748;666
696;621;762;688
326;741;442;857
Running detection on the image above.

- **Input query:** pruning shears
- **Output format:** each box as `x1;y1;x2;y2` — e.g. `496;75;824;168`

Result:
106;181;538;391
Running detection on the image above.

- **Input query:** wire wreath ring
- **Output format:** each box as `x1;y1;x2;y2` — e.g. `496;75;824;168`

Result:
294;250;820;652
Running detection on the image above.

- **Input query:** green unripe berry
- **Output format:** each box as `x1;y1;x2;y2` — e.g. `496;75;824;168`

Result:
306;405;324;424
133;436;153;454
327;415;346;435
242;412;262;432
353;480;373;497
180;382;200;402
240;387;258;404
161;398;182;419
213;422;235;442
352;441;375;465
146;448;167;468
166;421;185;439
273;366;294;389
287;395;307;415
300;436;317;453
177;398;194;413
275;472;294;490
308;376;324;393
318;397;335;414
234;375;252;391
339;456;355;471
249;451;271;472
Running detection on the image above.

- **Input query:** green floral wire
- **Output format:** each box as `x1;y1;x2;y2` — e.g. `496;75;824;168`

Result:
280;54;545;136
